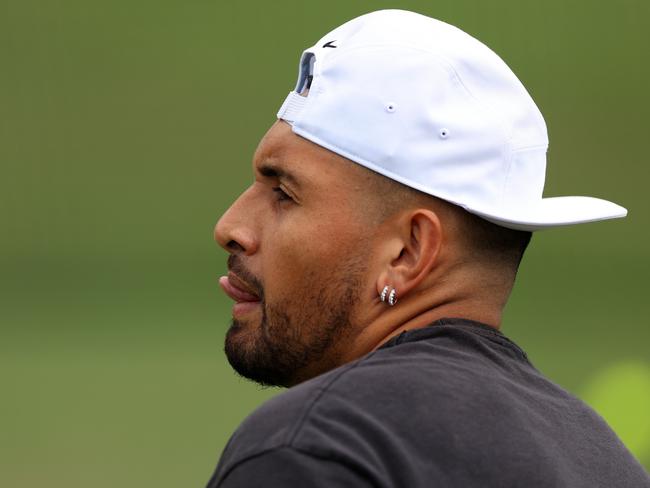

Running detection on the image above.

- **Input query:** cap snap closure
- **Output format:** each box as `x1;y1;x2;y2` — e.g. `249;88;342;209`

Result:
385;103;397;113
439;128;449;139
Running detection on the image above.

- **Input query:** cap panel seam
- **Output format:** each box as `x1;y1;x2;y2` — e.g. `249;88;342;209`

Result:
510;143;547;152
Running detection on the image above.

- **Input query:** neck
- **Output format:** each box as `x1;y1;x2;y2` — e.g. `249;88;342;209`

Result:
341;268;509;363
374;298;501;349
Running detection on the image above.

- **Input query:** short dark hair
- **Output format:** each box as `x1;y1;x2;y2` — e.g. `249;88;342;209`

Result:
364;170;532;273
458;210;532;272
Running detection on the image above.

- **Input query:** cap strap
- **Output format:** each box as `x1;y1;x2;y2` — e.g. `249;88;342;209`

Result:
277;91;307;124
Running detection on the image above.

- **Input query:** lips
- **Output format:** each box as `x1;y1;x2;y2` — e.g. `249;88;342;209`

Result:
219;273;260;303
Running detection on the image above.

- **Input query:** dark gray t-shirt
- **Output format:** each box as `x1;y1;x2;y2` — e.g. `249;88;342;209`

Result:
206;319;649;487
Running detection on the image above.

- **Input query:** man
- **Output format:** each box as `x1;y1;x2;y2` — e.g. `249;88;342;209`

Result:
206;9;649;487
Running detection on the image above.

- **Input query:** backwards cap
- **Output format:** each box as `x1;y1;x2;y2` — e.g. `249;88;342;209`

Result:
277;9;627;231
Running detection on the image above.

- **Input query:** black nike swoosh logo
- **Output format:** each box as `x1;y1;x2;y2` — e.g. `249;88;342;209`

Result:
322;40;337;48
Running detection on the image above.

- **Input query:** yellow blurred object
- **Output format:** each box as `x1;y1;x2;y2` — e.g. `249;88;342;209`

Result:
580;361;650;463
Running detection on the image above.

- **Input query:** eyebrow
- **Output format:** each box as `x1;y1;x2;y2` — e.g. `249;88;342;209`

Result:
257;163;302;188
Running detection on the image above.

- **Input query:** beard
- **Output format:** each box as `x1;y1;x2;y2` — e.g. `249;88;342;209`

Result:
223;254;366;388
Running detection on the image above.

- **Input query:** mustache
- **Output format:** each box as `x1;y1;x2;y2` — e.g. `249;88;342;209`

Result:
227;255;265;300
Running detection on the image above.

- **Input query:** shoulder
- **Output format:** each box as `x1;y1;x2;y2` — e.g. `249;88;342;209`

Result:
221;324;532;463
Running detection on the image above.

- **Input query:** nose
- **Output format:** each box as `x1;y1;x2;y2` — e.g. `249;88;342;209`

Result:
214;185;260;256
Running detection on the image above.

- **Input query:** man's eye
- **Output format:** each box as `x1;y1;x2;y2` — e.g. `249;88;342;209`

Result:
272;187;292;202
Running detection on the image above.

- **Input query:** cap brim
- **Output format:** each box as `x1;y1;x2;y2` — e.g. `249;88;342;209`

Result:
468;196;628;231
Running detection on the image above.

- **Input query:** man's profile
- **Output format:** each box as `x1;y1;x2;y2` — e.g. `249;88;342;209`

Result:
206;9;648;487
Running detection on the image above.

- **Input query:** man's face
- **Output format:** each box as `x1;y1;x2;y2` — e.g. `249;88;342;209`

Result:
214;121;381;387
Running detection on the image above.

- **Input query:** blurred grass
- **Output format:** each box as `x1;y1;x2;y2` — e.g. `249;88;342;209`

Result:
0;258;278;486
1;0;648;485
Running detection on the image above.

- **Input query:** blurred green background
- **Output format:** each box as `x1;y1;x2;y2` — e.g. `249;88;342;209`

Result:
1;1;648;485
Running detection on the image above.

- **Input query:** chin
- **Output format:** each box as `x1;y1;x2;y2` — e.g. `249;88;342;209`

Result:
223;319;292;387
222;278;361;387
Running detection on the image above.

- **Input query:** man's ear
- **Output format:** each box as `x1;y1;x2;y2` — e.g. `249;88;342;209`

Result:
376;209;443;299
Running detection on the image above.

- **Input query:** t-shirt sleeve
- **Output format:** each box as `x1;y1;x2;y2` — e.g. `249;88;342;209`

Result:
215;446;375;488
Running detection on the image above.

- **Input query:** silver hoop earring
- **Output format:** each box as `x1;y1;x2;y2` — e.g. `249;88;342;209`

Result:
380;285;389;302
388;288;397;306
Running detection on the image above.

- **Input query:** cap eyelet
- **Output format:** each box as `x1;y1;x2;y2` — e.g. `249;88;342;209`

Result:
385;103;397;113
439;128;449;139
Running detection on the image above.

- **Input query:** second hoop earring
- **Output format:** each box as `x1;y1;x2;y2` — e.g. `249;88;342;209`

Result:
388;288;397;306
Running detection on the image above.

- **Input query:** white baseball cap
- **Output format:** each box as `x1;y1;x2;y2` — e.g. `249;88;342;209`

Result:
277;9;627;231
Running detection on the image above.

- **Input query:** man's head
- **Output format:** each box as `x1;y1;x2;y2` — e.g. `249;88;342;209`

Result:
214;9;625;387
215;122;531;387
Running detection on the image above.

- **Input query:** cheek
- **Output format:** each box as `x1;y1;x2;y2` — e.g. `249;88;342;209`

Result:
261;214;362;298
